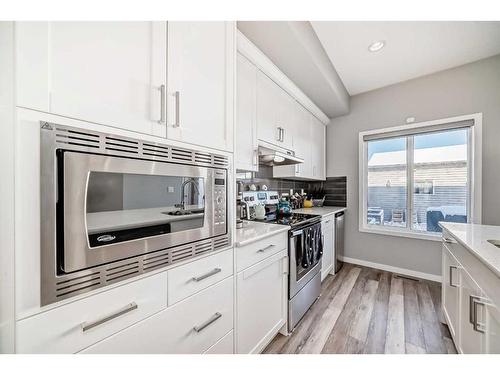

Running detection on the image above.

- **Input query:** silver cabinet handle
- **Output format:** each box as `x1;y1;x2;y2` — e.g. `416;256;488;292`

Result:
257;244;275;253
158;84;166;124
281;127;285;142
470;296;487;333
193;312;222;333
449;265;458;287
173;91;180;128
276;127;282;142
191;268;221;282
81;302;137;332
253;149;258;166
443;237;456;244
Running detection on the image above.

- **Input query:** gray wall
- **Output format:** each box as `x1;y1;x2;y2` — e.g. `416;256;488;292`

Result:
327;54;500;277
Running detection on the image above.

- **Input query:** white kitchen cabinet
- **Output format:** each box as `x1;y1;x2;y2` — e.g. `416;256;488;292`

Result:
441;228;500;354
256;71;295;150
485;301;500;353
81;276;234;354
321;215;335;281
442;245;460;340
16;21;167;137
459;269;485;354
310;115;326;180
236;250;288;354
235;53;258;171
166;22;234;152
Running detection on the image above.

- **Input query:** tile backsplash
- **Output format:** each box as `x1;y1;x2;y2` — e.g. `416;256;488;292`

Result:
236;167;346;207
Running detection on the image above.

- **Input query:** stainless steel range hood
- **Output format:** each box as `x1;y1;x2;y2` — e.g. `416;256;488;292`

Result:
258;141;304;166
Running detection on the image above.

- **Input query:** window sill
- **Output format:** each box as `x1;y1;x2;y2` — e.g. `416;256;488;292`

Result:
359;225;442;242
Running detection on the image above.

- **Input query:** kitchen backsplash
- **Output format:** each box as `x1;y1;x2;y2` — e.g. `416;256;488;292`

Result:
236;167;346;207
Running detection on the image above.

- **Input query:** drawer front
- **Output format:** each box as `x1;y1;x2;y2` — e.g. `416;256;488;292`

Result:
16;272;167;353
203;330;234;354
168;249;233;305
236;232;287;272
80;276;234;354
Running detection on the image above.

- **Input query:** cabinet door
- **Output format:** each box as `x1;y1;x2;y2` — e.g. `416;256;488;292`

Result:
235;53;258;172
16;22;167;137
321;217;334;281
256;70;281;146
273;104;312;179
166;22;233;152
311;116;326;180
459;269;485;353
485;301;500;353
236;251;287;354
277;91;295;150
442;245;460;340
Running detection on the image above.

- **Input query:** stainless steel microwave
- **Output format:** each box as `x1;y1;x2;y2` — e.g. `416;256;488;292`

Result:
40;122;231;306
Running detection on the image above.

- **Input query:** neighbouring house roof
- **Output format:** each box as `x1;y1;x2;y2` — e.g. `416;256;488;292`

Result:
368;144;467;167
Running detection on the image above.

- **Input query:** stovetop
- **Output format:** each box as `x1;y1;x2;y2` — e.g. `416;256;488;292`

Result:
253;212;321;228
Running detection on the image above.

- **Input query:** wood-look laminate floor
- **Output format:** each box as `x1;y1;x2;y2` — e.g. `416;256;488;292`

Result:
264;263;457;354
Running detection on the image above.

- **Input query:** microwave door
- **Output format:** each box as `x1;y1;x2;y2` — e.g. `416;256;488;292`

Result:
61;151;224;273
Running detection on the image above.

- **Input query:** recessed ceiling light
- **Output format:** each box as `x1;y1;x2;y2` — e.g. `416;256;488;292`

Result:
368;40;385;52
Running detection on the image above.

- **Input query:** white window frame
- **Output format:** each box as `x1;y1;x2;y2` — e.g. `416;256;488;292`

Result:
359;113;482;241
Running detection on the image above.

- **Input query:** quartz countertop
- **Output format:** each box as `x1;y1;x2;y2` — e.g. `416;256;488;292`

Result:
440;222;500;278
293;206;346;218
235;221;289;247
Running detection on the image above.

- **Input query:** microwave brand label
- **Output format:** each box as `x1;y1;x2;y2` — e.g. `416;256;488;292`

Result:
97;234;116;243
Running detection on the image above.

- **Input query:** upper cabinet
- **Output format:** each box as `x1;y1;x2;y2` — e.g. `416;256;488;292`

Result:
15;21;235;152
235;53;258;172
236;31;328;179
16;22;167;137
310;116;326;180
166;22;234;152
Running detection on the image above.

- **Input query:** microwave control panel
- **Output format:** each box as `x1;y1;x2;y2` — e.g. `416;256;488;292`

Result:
214;171;226;227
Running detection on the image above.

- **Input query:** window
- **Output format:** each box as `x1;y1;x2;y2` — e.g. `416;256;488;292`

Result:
359;114;482;240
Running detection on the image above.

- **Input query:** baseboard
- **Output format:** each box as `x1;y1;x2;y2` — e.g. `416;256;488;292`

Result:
340;256;442;283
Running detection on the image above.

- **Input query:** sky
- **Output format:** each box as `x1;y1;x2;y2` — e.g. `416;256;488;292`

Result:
368;128;467;159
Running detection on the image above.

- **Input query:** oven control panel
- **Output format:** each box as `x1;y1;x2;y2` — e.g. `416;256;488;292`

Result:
241;191;279;207
214;172;226;227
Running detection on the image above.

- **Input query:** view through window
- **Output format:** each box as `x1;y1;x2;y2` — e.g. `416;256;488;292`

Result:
366;127;469;234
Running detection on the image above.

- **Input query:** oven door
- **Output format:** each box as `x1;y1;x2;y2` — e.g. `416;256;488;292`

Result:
59;150;226;273
288;224;322;299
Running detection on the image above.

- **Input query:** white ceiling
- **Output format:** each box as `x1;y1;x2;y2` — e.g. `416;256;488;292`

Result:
311;21;500;95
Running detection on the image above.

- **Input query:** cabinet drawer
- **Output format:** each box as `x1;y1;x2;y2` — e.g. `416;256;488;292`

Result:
16;272;167;353
236;232;287;272
168;249;233;305
204;330;234;354
80;276;233;354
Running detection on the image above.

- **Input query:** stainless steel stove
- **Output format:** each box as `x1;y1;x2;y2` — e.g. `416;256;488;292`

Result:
246;193;323;332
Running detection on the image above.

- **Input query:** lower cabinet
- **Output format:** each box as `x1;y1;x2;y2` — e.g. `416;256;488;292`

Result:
236;250;288;354
81;276;234;354
321;215;335;281
441;232;500;354
442;245;460;339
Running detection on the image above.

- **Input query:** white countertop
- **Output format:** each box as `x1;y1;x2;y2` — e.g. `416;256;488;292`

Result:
440;222;500;277
293;206;346;218
235;221;290;247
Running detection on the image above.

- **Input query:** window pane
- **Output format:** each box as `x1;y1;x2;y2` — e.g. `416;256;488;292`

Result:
367;137;407;228
412;129;468;233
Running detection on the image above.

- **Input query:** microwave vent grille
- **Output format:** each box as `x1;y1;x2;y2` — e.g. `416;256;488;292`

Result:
47;122;229;169
54;127;101;149
49;234;230;304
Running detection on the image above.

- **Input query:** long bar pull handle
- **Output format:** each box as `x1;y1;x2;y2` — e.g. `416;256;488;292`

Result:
193;312;222;333
158;85;166;124
173;91;180;128
449;265;458;287
82;302;138;332
257;244;275;253
192;268;221;282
